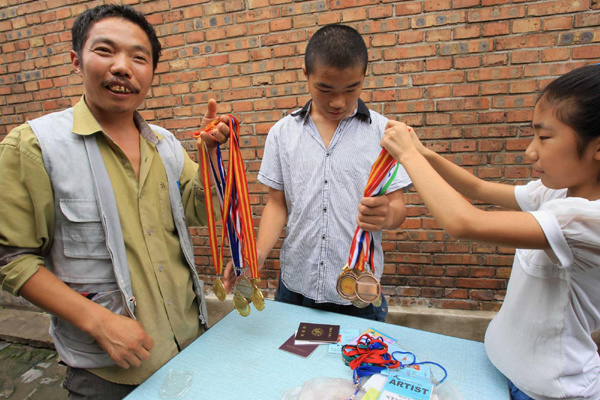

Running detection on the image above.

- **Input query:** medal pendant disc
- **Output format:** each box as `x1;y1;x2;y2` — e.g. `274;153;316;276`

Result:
336;271;358;301
251;285;265;311
372;296;383;308
212;278;227;302
235;275;254;300
354;272;381;304
351;297;369;308
233;292;251;317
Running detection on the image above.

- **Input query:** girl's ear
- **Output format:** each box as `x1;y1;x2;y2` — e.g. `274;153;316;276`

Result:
592;137;600;162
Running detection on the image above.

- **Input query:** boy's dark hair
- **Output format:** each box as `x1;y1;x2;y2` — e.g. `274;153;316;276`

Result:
537;64;600;156
305;24;368;75
72;4;162;71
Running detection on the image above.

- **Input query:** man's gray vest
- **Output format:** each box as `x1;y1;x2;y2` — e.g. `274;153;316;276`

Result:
28;107;209;369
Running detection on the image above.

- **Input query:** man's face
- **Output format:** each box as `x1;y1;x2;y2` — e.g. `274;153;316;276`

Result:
304;63;365;123
71;17;154;121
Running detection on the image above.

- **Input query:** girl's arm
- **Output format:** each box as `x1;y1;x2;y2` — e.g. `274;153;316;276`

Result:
421;149;520;210
381;122;549;249
396;120;519;210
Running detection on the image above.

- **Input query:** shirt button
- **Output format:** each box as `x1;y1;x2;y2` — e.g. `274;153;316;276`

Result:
158;266;163;272
326;153;330;157
320;261;324;266
322;235;325;240
324;180;328;184
323;208;327;212
147;229;152;235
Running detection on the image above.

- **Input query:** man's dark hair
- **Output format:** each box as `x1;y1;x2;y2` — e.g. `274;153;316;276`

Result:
72;4;162;71
537;64;600;156
305;24;368;76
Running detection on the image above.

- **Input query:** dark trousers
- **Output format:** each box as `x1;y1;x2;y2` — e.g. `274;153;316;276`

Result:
63;367;136;400
274;277;388;321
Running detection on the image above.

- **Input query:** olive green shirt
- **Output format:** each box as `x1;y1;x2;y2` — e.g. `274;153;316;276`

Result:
0;99;213;384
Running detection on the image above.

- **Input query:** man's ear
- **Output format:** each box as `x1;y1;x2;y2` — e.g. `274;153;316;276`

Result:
302;64;308;79
70;50;82;76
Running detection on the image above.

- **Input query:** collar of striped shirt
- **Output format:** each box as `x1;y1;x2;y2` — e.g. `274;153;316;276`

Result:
291;99;372;124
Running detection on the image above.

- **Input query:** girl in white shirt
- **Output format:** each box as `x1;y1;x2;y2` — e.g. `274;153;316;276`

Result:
381;65;600;400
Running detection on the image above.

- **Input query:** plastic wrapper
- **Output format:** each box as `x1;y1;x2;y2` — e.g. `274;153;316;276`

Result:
431;380;464;400
159;370;194;399
281;377;366;400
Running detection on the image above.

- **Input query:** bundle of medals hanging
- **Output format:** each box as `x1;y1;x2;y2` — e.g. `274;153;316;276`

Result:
195;117;264;317
336;149;400;308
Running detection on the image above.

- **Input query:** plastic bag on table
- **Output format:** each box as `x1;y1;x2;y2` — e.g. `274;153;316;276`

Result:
431;380;464;400
281;377;366;400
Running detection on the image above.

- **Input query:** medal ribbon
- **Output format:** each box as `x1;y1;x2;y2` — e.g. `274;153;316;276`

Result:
347;149;399;273
195;117;258;279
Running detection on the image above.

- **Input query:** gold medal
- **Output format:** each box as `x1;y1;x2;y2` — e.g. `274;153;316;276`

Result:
212;277;227;302
351;297;369;308
235;275;254;300
354;270;381;304
372;296;383;308
249;278;265;311
251;286;265;311
233;292;251;317
336;265;358;301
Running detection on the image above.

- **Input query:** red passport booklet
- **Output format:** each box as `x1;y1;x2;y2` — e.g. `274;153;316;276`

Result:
295;322;340;344
279;333;318;358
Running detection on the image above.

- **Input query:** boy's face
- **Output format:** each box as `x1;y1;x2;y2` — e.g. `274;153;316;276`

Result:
303;63;365;123
71;17;154;122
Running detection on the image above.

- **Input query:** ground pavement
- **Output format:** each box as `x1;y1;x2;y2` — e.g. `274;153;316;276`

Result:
0;341;66;400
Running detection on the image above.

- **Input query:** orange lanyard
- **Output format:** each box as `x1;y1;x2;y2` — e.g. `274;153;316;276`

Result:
348;149;398;273
195;117;258;279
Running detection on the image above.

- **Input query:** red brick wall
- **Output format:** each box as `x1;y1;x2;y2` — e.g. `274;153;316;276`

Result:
1;0;599;311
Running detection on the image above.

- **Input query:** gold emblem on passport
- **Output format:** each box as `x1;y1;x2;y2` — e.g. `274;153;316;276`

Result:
336;264;358;301
355;270;381;304
233;292;251;317
212;278;227;302
312;328;324;337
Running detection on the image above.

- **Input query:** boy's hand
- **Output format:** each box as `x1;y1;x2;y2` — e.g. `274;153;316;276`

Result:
357;196;390;232
381;120;423;163
197;99;230;149
91;311;154;369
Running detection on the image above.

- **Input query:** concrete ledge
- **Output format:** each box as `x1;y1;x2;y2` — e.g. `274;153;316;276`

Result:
2;293;598;351
385;306;497;342
206;294;495;342
0;308;53;348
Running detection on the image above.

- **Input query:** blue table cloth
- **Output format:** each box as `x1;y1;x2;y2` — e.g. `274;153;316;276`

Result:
126;300;508;400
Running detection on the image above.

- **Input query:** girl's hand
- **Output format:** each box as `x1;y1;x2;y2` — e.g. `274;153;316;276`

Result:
381;120;423;163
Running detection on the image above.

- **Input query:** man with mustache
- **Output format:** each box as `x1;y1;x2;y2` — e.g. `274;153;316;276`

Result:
0;5;229;399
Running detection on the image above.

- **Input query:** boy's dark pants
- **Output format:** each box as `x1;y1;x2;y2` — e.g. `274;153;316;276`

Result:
274;277;388;321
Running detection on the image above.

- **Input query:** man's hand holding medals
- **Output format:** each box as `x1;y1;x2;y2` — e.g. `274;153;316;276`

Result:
194;102;264;317
336;150;400;307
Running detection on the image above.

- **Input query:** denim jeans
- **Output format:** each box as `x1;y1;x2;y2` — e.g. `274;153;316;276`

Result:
63;367;136;400
508;380;535;400
274;277;388;321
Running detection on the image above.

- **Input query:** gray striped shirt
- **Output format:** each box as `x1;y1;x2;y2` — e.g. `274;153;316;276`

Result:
258;100;412;304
